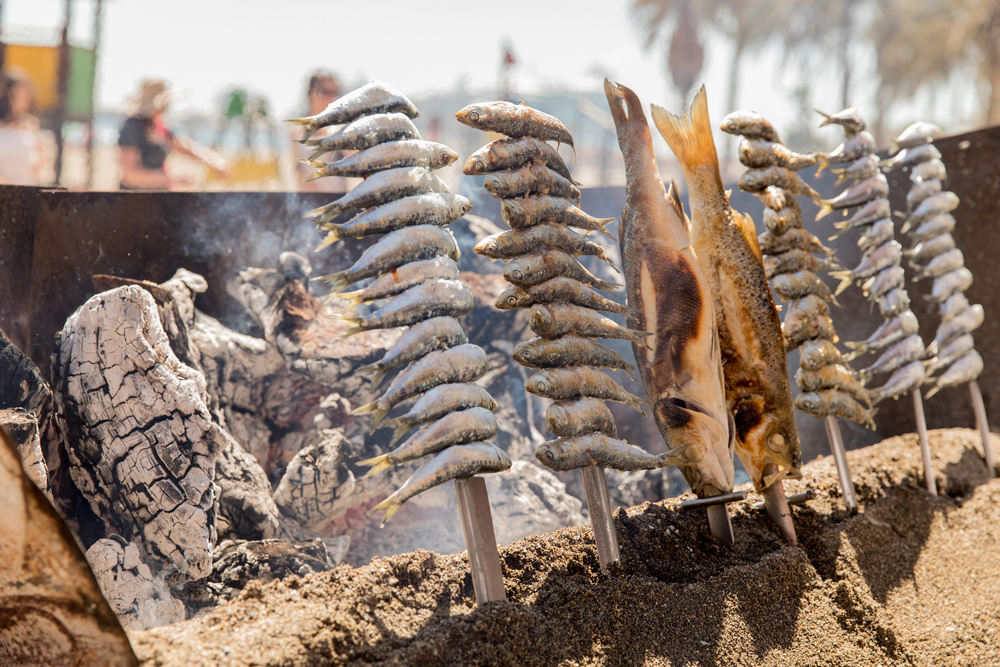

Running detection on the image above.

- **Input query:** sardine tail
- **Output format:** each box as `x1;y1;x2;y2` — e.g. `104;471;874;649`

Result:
357;455;392;478
597;279;624;293
924;385;941;399
650;85;719;171
867;389;884;407
315;230;342;252
815;201;834;221
829;270;853;296
388;422;412;448
627;393;649;417
815;154;830;175
333;325;363;341
316;271;351;295
357;363;388;389
900;219;913;234
305;169;326;183
370;494;402;527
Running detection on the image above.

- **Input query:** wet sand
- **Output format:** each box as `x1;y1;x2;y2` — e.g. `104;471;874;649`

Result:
134;428;1000;666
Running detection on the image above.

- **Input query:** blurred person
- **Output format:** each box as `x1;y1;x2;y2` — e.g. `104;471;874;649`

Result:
290;71;349;192
0;69;44;185
118;79;226;190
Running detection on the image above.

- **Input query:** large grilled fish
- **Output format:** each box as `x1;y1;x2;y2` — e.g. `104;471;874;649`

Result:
604;79;734;498
651;85;800;490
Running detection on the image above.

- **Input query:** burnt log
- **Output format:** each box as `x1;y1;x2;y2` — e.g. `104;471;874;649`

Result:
0;408;48;492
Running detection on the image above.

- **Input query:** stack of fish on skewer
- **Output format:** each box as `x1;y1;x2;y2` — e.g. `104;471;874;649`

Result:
287;81;511;525
815;108;930;406
458;100;681;474
884;122;985;398
719;110;877;430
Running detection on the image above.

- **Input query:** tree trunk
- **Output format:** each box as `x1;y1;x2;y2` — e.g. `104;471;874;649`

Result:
723;43;744;160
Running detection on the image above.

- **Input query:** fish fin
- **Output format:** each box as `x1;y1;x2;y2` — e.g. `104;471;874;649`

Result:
867;388;884;407
626;393;648;418
597;279;624;293
604;259;622;274
815;154;830;175
315;270;351;295
357;455;393;478
340;297;363;314
624;366;639;384
315;231;343;252
815;201;834;221
833;172;848;187
599;225;619;242
924;385;941;399
651;86;719;173
900;219;913;234
357;363;388;389
303;203;338;223
865;408;879;430
844;340;864;351
815;109;834;126
388;421;412;448
285;118;318;141
352;401;390;431
333;325;363;341
305;169;326;183
369;493;402;527
829;270;853;296
735;211;762;263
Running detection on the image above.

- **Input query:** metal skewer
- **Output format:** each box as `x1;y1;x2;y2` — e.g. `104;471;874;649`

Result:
762;465;797;545
969;380;996;478
581;465;621;573
455;476;506;605
679;490;747;547
752;489;815;509
912;388;936;496
824;415;858;512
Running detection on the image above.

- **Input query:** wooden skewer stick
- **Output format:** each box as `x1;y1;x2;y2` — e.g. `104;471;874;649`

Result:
912;389;936;496
969;380;996;478
762;466;797;545
679;490;748;547
455;476;506;605
824;416;858;512
581;465;621;573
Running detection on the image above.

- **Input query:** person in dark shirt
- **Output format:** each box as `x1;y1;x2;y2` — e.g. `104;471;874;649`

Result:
118;79;225;189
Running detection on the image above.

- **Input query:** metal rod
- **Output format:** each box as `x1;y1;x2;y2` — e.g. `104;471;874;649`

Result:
969;381;996;478
678;490;747;509
824;415;858;512
455;476;506;606
762;477;797;546
581;465;620;573
705;503;735;547
913;389;936;496
752;490;815;510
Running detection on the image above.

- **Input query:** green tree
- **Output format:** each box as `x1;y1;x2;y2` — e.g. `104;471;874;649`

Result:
631;0;708;106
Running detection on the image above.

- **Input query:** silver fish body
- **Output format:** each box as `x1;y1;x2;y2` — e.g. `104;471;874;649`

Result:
379;383;498;447
376;407;499;467
305;112;421;158
906;178;942;213
817;107;866;136
847;310;920;357
831;198;891;237
513;335;637;380
926;351;984;398
845;240;903;282
303;167;449;223
877;360;927;401
738;165;822;203
719;110;781;141
817;174;888;219
764;248;837;280
763;205;803;235
912;159;947;183
820;131;876;171
772;270;836;303
525;367;647;415
938;292;971;321
907;233;955;265
910;213;956;243
928;268;973;303
464;136;574;181
307;140;458;179
926;334;975;375
933;304;984;349
737;138;817;171
795;364;871;407
528;302;651;347
340;256;460;311
358;316;468;388
500;196;616;237
758;228;833;256
503;249;621;292
907;192;960;228
858;218;896;253
535;433;684;472
483;161;581;201
783;313;837;351
286;80;419;141
882;143;941;170
496;277;631;316
894;121;941;149
830;153;879;186
545;397;618;439
798;338;846;372
475;224;613;265
318;193;472;246
862;265;906;300
794;389;876;429
912;248;965;282
860;334;925;381
337;279;474;336
878;288;911;318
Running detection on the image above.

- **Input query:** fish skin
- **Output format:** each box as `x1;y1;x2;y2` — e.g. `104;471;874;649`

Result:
353;343;490;429
830;240;903;295
306;140;458;180
933;304;984;349
304;112;421;159
475;224;615;267
928;268;973;303
772;270;837;303
878;288;911;319
370;442;510;526
303;167;448;223
783;313;837;352
894;121;942;149
535;433;688;472
763;206;803;235
912;248;965;281
882;143;942;171
357;316;467;388
464;136;575;182
545;397;618;439
285;80;419;141
907;233;955;265
906;192;961;229
737;138;817;171
858;218;896;253
912;159;947;182
738;165;823;204
501;196;616;238
528;302;651;348
862;265;905;300
456;101;575;150
795;364;872;407
816;174;889;220
816;131;876;174
483;161;581;201
503;249;621;292
525;366;648;416
318;193;472;246
513;335;637;382
757;186;791;211
795;389;877;429
317;225;460;295
360;407;499;475
719;110;781;142
859;334;926;381
877;360;927;401
845;310;920;357
764;248;838;280
926;333;975;375
830;154;880;187
830;198;891;238
378;383;498;448
799;338;846;372
759;228;833;257
926;350;984;398
651;84;797;491
816;107;867;136
339;257;460;311
906;178;942;214
496;277;633;317
938;292;970;321
334;279;474;339
607;79;734;497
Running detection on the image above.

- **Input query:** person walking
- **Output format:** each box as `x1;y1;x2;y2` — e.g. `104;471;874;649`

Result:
0;69;44;185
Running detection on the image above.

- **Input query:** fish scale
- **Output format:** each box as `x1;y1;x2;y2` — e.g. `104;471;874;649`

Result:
286;81;508;526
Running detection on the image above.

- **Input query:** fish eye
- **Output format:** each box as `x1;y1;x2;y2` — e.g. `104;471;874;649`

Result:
473;158;487;172
512;269;523;280
768;432;786;451
543;450;555;462
521;349;533;360
537;382;548;393
469;110;481;122
506;295;518;306
486;241;498;252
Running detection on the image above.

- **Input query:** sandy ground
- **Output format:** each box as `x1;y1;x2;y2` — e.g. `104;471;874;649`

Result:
133;428;1000;666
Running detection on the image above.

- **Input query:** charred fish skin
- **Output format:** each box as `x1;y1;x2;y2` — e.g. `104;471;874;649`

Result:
736;138;817;171
535;433;686;473
303;167;449;224
305;112;421;159
794;364;873;408
335;279;474;339
370;442;510;526
455;101;575;150
357;316;468;389
544;397;618;439
525;366;648;416
795;390;876;430
607;79;734;497
318;193;472;246
738;165;823;204
305;140;459;180
464;136;575;182
495;277;632;317
286;80;419;141
759;228;834;257
652;84;800;490
799;338;846;372
513;335;637;381
379;383;498;448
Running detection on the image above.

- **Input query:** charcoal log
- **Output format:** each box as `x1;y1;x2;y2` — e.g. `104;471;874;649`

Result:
214;431;281;542
0;408;48;492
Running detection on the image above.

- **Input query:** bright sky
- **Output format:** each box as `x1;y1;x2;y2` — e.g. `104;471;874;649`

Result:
0;0;980;142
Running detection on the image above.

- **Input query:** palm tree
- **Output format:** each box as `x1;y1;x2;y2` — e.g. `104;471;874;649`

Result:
631;0;708;107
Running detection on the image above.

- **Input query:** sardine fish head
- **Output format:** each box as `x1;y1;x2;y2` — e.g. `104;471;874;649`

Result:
437;147;460;167
468;156;489;174
456;105;487;126
534;444;558;467
505;260;527;283
487;396;500;411
528;305;552;330
525;372;551;396
458;196;474;214
499;199;523;225
511;342;535;365
476;236;501;257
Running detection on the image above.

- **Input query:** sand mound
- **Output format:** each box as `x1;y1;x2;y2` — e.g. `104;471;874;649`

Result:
133;428;1000;666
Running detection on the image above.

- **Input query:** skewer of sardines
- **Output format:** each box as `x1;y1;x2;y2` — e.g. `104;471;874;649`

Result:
815;108;937;494
288;82;511;605
460;98;677;567
884;121;994;477
721;109;859;515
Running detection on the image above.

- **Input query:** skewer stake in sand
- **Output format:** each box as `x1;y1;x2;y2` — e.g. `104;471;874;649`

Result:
969;381;996;477
454;476;506;605
581;465;621;573
823;416;858;512
679;491;748;547
912;389;936;496
762;464;797;545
